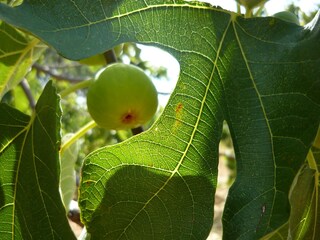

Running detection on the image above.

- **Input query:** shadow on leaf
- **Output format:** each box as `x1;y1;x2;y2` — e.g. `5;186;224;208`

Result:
81;165;215;239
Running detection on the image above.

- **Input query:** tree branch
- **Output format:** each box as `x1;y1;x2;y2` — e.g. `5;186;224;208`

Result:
20;79;36;110
33;63;90;83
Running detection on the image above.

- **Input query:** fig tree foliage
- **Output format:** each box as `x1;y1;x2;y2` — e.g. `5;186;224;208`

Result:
0;0;319;239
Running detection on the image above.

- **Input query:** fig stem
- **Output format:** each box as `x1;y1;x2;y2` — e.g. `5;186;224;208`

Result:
60;120;97;155
131;126;144;135
236;3;241;14
59;79;93;98
104;49;117;63
245;7;253;18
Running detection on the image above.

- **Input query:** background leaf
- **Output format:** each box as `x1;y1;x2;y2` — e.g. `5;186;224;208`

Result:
1;1;320;239
0;81;76;239
0;21;46;98
60;133;78;212
263;148;320;240
288;157;320;240
221;14;320;239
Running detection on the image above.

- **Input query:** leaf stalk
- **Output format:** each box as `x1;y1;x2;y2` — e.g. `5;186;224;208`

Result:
60;120;97;155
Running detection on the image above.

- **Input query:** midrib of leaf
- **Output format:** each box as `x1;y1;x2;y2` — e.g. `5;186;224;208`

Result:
117;17;232;239
30;120;55;238
45;3;225;33
231;19;277;233
11;113;54;239
12;114;32;239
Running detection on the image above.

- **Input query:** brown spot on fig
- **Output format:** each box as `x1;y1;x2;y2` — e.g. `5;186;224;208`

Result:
121;110;137;125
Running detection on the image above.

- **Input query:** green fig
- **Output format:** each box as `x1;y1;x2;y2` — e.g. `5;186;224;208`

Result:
86;63;158;130
273;11;300;25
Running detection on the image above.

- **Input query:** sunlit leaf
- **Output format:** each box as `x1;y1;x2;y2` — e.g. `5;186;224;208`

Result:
0;1;319;239
0;81;76;239
0;21;46;99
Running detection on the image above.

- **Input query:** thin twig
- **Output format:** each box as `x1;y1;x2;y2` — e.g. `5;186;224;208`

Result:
20;79;36;110
33;63;90;83
59;79;93;99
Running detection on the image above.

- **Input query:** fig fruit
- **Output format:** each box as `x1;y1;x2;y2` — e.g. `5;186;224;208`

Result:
273;11;300;25
86;63;158;130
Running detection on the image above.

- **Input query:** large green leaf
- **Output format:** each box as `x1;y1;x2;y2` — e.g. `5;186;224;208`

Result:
0;21;46;99
0;81;76;239
1;1;320;239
